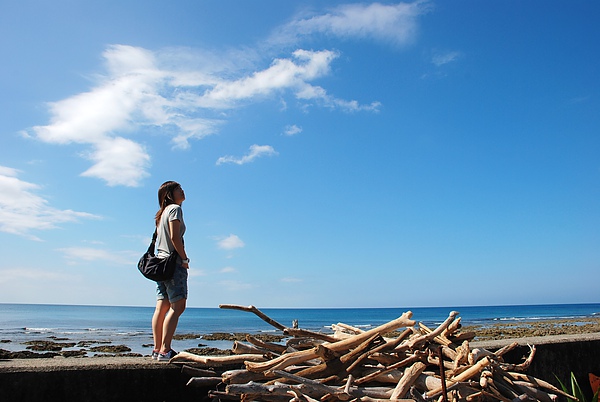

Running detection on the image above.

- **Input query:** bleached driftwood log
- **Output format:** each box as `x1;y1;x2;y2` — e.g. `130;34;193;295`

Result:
232;340;274;356
246;334;287;354
171;351;267;366
390;361;427;400
222;368;268;384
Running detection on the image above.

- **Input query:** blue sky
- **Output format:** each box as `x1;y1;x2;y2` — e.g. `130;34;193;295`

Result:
1;0;598;308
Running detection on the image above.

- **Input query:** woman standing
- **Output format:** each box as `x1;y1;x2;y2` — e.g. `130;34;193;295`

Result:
151;181;190;361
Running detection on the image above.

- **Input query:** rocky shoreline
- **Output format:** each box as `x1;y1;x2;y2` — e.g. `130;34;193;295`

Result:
462;316;600;340
1;316;599;360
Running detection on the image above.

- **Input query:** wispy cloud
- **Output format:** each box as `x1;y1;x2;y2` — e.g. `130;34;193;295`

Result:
189;269;207;277
217;234;246;250
0;268;77;285
219;280;254;291
0;166;100;240
203;49;337;105
281;277;303;283
270;1;429;47
431;50;461;66
283;124;302;136
58;247;134;265
216;144;278;166
567;95;590;105
220;266;237;273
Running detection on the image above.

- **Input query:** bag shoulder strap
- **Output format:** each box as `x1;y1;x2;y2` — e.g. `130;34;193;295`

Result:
147;229;158;255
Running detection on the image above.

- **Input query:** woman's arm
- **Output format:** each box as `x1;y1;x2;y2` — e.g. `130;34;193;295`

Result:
169;219;189;268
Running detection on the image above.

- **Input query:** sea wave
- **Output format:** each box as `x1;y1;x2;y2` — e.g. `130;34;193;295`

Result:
24;327;56;333
493;315;588;322
115;331;147;336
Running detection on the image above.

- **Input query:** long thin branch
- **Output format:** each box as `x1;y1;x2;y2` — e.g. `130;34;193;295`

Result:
284;327;339;343
219;304;287;331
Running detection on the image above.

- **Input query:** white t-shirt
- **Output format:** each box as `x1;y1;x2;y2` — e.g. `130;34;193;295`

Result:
156;204;185;258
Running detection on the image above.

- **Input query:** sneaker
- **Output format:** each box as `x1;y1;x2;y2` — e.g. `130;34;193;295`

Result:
151;350;159;360
157;349;177;362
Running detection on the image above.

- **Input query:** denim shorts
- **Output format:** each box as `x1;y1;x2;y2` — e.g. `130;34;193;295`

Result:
156;264;188;303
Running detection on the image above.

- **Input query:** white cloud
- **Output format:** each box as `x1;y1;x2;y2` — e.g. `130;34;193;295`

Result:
0;165;19;177
216;144;278;166
201;49;340;108
170;118;223;150
567;95;590;105
0;268;76;285
28;45;167;187
189;268;207;277
0;166;100;240
220;266;237;273
219;280;254;291
271;1;429;47
58;247;134;265
431;50;461;66
281;277;303;283
80;137;150;186
217;234;246;250
283;124;302;136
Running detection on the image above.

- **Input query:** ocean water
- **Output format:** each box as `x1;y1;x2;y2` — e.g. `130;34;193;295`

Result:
1;303;598;357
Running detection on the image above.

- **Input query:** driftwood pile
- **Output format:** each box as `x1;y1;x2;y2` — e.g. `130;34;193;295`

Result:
171;304;576;402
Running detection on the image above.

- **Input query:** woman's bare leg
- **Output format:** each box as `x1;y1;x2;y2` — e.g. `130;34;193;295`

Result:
160;298;186;353
152;299;171;351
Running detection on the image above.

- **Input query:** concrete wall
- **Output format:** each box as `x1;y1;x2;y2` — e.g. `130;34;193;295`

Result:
1;338;599;401
0;363;211;402
506;339;600;400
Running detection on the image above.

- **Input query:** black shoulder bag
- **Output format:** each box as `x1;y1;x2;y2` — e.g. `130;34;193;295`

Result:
137;229;179;281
